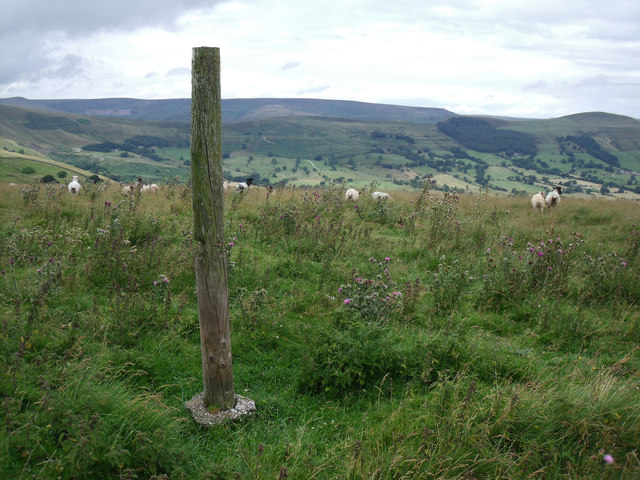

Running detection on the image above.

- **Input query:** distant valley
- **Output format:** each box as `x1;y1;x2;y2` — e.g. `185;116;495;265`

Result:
1;97;640;200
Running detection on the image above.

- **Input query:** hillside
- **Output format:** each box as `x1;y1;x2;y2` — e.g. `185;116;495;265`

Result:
0;97;454;124
1;99;640;199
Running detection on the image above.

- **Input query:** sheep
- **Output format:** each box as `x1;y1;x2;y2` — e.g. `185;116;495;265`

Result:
545;186;562;208
235;177;254;192
371;191;391;200
141;183;159;193
223;179;230;194
67;176;81;196
345;188;360;201
530;191;547;212
531;186;562;213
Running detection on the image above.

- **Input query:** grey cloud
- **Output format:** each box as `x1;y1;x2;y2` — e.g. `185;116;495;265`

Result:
0;0;230;38
167;67;190;77
523;80;548;91
43;55;85;80
281;61;301;71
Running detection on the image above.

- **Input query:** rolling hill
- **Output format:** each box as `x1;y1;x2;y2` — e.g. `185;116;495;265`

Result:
1;98;640;199
0;97;454;124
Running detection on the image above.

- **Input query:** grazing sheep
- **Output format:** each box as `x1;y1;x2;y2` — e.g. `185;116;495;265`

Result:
67;176;81;196
141;183;159;193
545;186;562;208
345;188;360;201
531;191;547;212
223;179;230;194
371;191;391;200
235;177;254;192
531;186;562;213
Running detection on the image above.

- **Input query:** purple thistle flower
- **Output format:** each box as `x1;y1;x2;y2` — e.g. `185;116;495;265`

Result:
338;287;343;293
537;251;544;257
163;277;169;284
344;299;351;305
153;280;158;286
9;259;15;265
49;257;54;263
622;261;627;267
385;257;390;261
1;270;5;275
37;268;42;274
603;454;614;464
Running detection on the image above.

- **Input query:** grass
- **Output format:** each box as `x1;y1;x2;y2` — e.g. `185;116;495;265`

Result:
1;180;639;479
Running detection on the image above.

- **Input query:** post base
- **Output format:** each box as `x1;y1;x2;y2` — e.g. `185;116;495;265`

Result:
185;392;256;426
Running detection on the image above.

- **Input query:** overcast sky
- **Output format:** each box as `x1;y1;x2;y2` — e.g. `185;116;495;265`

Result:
1;0;639;119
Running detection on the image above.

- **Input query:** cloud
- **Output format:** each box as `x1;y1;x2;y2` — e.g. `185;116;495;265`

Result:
0;0;227;37
281;61;301;71
1;0;640;117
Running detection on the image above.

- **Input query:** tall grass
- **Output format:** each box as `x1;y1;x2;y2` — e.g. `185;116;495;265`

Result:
1;181;639;479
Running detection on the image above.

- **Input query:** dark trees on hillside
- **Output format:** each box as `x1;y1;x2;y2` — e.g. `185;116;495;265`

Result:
557;135;619;167
437;117;537;156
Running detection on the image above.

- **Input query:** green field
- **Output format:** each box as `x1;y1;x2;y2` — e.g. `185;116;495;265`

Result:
1;181;638;479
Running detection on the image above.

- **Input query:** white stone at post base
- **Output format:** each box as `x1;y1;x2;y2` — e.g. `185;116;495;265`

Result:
185;393;256;426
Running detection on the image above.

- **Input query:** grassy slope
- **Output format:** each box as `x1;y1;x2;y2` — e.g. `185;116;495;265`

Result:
1;182;639;479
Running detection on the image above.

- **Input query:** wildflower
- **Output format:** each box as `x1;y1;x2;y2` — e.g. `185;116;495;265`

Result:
622;261;627;267
344;299;351;305
603;454;614;464
385;257;390;261
47;241;52;246
537;251;544;257
153;281;158;286
9;259;15;265
338;287;343;293
228;242;234;247
49;257;54;263
37;269;42;274
392;292;402;296
163;277;169;284
1;270;5;275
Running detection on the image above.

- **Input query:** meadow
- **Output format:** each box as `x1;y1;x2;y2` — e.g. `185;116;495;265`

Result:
1;179;639;479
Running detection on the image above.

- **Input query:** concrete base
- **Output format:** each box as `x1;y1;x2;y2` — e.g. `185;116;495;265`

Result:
185;393;256;427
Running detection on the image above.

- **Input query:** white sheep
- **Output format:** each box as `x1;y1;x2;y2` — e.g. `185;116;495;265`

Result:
235;177;254;192
371;191;391;200
545;186;562;208
141;183;159;193
223;179;230;194
531;186;562;213
530;191;547;212
67;176;81;196
345;188;360;201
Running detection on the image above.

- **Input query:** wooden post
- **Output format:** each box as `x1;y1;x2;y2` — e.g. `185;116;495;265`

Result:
190;47;234;410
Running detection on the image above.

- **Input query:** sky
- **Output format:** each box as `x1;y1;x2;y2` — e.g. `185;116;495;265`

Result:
1;0;640;119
